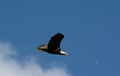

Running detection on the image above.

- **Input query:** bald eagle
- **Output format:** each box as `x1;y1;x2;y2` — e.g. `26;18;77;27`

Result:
37;33;68;55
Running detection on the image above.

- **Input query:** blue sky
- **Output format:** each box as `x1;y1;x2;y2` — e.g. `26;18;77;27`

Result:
0;0;120;76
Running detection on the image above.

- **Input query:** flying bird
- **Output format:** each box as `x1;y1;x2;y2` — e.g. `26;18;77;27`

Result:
37;33;68;55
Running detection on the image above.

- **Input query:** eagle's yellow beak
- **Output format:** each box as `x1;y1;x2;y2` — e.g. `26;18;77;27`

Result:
37;45;48;51
37;47;44;51
37;47;42;50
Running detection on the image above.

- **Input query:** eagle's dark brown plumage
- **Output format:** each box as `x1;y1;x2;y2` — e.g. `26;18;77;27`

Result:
37;33;68;55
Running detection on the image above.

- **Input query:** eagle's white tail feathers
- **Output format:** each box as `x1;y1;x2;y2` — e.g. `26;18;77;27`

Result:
60;51;68;55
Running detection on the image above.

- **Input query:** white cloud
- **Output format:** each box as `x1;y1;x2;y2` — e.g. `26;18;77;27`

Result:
0;42;70;76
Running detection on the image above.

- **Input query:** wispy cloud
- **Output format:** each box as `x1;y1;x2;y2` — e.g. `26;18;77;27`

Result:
0;42;70;76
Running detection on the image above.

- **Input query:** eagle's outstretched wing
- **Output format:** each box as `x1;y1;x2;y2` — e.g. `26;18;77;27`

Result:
48;33;64;52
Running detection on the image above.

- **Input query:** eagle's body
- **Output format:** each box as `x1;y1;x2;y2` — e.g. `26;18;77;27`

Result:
37;33;68;55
